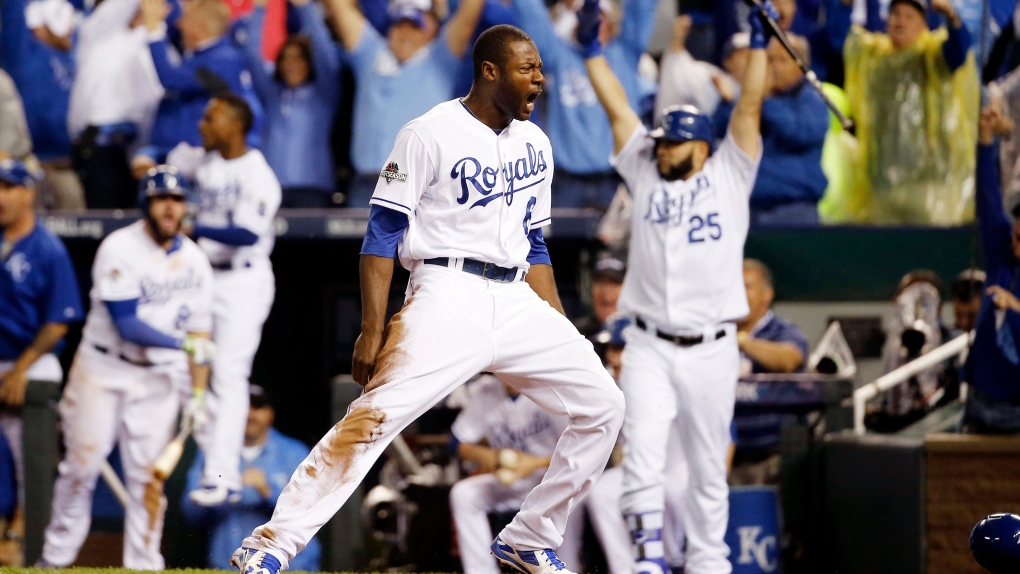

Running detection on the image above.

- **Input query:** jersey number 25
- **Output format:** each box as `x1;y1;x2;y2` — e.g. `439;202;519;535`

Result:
688;212;722;243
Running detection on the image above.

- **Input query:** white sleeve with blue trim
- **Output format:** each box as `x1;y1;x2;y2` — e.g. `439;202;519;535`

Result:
369;127;435;217
93;238;142;302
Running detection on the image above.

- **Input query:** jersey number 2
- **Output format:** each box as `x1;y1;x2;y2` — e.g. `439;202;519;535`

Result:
688;213;722;243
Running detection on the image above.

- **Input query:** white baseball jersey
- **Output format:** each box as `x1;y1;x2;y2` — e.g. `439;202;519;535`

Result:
370;99;553;272
611;126;761;331
167;144;282;266
451;375;568;455
81;220;214;365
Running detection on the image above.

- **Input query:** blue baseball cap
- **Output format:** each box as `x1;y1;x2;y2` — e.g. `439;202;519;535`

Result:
649;105;714;145
388;4;426;28
0;159;41;188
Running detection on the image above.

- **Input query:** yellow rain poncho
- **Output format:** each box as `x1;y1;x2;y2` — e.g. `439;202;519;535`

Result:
844;26;979;225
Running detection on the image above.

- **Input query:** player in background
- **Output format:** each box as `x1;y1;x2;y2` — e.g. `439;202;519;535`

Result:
449;374;568;574
166;93;282;507
231;24;624;574
0;160;83;565
37;167;215;569
583;0;772;571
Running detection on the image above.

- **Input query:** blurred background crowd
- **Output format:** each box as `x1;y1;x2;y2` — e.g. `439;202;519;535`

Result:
2;0;1019;225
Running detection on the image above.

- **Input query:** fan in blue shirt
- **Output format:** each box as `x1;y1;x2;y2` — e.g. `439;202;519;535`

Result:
182;386;321;571
140;0;264;157
327;0;487;206
0;0;76;162
0;159;83;550
961;106;1020;434
732;260;809;481
240;0;341;207
515;0;656;208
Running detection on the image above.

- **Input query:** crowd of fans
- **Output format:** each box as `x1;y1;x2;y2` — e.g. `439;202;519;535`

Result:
1;0;1016;224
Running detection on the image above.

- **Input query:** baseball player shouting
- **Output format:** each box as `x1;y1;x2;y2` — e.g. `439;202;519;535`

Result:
231;24;625;574
38;167;215;570
166;93;281;507
582;0;772;571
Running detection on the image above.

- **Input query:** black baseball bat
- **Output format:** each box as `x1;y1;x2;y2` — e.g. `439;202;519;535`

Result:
743;0;856;132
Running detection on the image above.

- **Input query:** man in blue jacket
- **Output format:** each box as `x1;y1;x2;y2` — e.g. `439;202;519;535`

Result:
962;105;1020;434
139;0;262;157
514;0;656;209
182;385;320;571
751;35;828;227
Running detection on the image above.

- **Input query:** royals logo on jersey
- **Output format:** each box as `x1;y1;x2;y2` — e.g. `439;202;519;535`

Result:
368;100;554;271
610;125;761;330
81;221;214;365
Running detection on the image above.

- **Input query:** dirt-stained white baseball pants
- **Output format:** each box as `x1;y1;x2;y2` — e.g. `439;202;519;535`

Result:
194;261;274;492
242;264;625;569
620;324;738;574
40;344;182;569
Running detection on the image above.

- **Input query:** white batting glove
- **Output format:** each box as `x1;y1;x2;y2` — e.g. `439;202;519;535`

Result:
182;335;216;366
184;388;209;431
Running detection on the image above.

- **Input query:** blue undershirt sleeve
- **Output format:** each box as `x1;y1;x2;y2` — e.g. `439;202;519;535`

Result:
361;204;409;258
526;228;552;266
106;299;184;349
192;225;259;246
942;23;972;72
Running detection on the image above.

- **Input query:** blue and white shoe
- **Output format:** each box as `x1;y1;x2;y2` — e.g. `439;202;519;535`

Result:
189;484;242;506
230;547;284;574
490;535;577;574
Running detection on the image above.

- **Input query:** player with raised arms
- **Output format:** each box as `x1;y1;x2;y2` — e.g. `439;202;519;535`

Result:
37;167;214;569
230;24;625;574
582;0;773;572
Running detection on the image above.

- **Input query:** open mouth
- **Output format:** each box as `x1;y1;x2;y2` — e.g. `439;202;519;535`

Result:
525;91;541;112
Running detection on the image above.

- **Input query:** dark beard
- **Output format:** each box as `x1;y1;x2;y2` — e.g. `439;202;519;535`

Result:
658;156;694;181
144;212;180;244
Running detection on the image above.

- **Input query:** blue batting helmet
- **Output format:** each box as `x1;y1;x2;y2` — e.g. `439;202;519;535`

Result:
595;315;632;347
970;513;1020;573
649;105;714;145
137;165;191;210
0;159;41;188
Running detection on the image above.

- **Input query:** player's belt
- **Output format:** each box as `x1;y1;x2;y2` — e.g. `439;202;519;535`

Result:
634;317;726;347
424;257;522;282
92;344;155;368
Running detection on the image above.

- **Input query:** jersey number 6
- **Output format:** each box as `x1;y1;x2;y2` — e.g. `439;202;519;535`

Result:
688;212;722;243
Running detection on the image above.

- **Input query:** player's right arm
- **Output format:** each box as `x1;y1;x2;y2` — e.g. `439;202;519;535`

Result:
578;0;639;155
323;0;366;51
353;254;395;386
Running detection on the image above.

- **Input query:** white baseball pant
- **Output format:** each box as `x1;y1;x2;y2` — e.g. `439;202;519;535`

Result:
194;261;274;491
0;354;63;507
40;344;182;569
450;470;546;574
241;264;625;568
620;324;738;574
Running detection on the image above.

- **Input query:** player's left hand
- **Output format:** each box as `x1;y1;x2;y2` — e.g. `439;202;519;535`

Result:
988;286;1020;313
0;368;30;407
139;0;170;32
183;388;209;431
576;0;603;59
182;335;216;366
748;0;780;50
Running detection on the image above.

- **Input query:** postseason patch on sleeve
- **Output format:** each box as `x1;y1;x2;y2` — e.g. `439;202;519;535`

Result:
380;162;408;184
